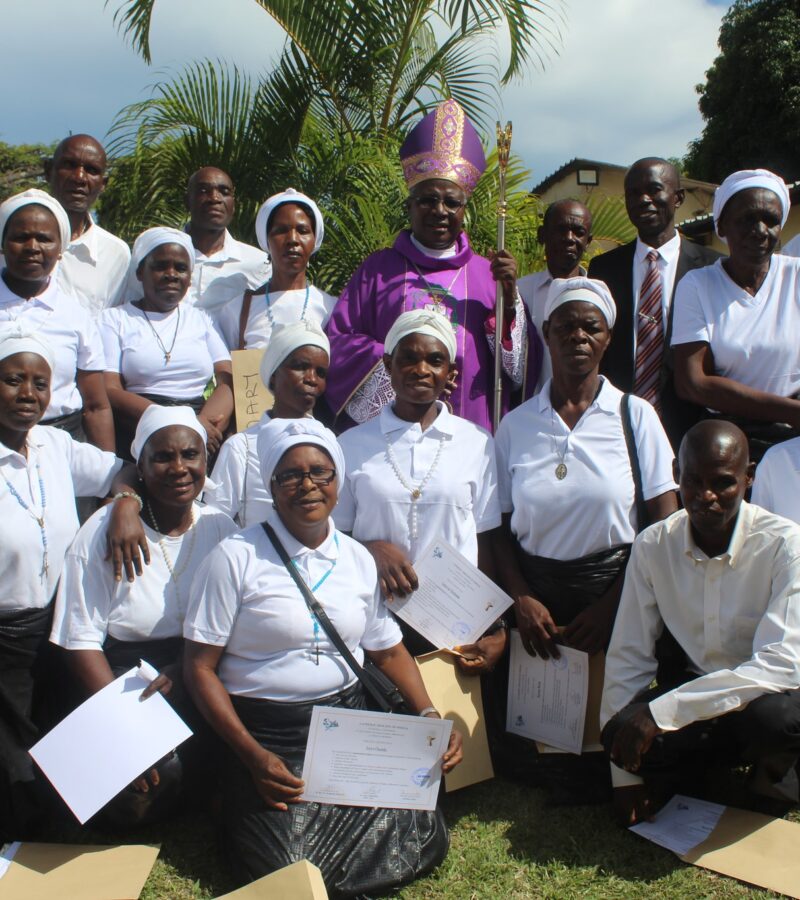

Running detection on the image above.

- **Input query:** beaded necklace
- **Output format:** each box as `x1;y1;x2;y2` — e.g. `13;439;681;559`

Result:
265;279;310;327
145;499;197;608
384;426;446;541
291;533;339;665
2;451;48;579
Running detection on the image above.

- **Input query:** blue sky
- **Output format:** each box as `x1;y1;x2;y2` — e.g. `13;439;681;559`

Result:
7;0;731;183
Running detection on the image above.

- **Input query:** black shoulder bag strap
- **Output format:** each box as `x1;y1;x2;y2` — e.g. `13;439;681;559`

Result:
261;522;404;713
621;393;648;534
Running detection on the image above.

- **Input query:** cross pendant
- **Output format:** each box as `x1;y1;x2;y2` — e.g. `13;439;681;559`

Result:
164;352;171;363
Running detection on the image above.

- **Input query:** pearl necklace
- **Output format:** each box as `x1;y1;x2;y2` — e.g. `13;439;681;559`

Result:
145;499;197;607
265;279;310;327
384;430;446;540
2;453;48;579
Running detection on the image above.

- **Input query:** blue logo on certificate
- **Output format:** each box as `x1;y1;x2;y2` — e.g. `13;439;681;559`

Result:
322;718;339;731
411;767;431;787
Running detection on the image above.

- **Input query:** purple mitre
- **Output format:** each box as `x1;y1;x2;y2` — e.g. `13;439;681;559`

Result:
399;99;487;197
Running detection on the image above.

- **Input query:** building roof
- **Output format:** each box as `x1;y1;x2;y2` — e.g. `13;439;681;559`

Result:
531;158;624;195
679;179;800;237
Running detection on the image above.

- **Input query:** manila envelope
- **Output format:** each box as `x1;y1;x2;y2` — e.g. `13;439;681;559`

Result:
214;859;328;899
0;843;159;900
231;348;273;432
682;807;800;899
416;651;494;791
536;651;605;754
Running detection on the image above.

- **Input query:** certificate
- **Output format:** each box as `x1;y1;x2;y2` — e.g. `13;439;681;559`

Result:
506;630;589;754
301;706;452;810
390;538;513;650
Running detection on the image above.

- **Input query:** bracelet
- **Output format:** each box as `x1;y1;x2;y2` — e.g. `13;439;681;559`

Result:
113;491;143;512
418;706;440;718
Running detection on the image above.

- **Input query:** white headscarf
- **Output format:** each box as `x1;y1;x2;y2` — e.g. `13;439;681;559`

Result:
713;169;791;239
0;189;71;250
257;417;344;499
131;405;207;462
254;188;324;254
543;276;617;328
0;324;56;372
259;321;330;388
131;227;196;273
384;309;458;360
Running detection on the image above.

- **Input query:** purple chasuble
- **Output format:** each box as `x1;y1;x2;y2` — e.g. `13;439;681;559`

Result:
326;230;540;432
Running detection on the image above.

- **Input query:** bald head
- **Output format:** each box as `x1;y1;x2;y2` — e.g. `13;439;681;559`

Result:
624;158;684;246
626;157;681;191
47;135;108;220
538;199;593;278
186;167;235;234
678;420;749;473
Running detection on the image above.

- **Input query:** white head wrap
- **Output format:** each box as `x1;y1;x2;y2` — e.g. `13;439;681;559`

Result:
0;189;71;251
259;321;330;388
254;188;324;254
0;324;56;372
131;405;207;462
257;417;344;499
384;309;458;360
543;276;616;328
713;169;791;239
131;227;196;273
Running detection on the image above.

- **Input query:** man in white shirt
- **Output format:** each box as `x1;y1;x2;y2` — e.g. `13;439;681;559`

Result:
44;135;131;314
601;420;800;824
588;158;720;449
517;199;592;393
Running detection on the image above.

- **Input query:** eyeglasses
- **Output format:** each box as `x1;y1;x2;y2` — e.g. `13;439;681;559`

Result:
271;466;337;489
411;194;466;212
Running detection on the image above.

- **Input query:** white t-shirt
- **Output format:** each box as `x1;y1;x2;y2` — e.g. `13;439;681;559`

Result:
206;415;272;527
51;503;237;649
752;437;800;523
100;302;230;399
214;285;336;350
335;402;501;565
184;512;401;701
0;425;121;611
495;377;676;559
0;276;105;417
54;220;131;314
671;255;800;398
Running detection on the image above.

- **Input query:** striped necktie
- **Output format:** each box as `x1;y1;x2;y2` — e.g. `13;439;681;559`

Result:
634;249;663;413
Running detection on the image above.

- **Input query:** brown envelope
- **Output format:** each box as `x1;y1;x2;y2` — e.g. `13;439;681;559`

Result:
0;843;159;900
231;348;273;432
214;860;328;898
416;650;494;791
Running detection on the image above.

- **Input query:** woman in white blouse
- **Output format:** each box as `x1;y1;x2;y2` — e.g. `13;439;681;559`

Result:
51;405;236;826
101;228;233;457
0;326;140;840
184;417;460;895
214;188;336;351
208;320;329;527
335;309;505;670
673;169;800;461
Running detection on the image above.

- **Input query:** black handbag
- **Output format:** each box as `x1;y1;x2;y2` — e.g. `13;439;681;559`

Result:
261;522;409;714
621;393;648;533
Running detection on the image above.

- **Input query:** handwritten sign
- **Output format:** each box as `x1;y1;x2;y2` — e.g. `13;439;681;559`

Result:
232;349;273;432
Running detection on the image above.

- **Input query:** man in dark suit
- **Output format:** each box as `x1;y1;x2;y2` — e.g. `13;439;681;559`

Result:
588;158;721;449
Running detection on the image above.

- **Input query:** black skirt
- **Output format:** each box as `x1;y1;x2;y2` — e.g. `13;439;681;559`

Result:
222;681;449;898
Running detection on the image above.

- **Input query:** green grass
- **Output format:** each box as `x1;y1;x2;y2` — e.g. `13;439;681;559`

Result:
123;778;788;898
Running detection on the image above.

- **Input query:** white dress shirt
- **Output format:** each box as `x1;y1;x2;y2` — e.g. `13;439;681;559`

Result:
495;378;676;560
631;234;681;355
0;275;105;418
0;425;121;611
601;503;800;784
51;503;236;649
184;511;401;701
100;302;230;399
54;220;130;314
123;230;271;314
752;437;800;523
206;414;272;527
335;402;501;565
214;285;336;350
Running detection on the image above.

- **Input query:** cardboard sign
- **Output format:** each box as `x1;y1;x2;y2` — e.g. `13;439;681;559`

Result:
416;651;494;791
231;349;273;432
215;860;328;899
0;842;159;899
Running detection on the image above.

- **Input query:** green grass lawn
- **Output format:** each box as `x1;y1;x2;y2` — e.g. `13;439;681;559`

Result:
129;778;787;899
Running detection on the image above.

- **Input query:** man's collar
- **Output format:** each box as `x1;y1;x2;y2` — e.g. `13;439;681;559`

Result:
65;217;99;264
380;400;455;437
187;227;239;263
543;263;587;282
635;232;681;264
682;501;752;566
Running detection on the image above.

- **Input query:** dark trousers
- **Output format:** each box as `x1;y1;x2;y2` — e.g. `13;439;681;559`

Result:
602;674;800;803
